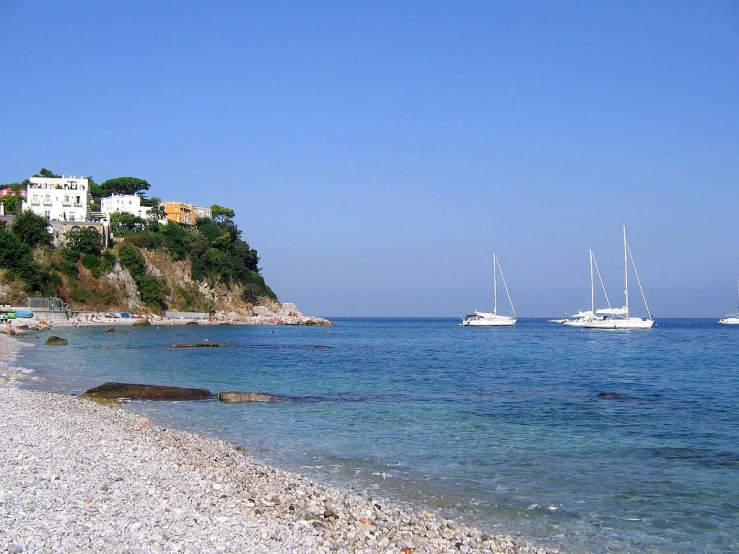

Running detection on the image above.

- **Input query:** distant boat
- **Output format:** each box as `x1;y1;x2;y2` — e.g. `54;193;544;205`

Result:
561;251;612;327
584;226;654;329
461;253;517;327
718;280;739;325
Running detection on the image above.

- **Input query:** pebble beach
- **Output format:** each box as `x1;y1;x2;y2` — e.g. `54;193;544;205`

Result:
0;334;553;554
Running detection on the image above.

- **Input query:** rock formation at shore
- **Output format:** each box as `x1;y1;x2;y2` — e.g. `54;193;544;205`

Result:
218;391;289;403
82;382;213;401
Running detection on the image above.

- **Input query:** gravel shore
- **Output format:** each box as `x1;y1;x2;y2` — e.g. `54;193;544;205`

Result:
0;334;555;554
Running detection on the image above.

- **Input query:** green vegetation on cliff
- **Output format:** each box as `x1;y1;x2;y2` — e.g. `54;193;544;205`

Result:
0;169;276;313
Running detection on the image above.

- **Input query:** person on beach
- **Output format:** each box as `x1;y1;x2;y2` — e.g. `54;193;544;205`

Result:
6;320;14;336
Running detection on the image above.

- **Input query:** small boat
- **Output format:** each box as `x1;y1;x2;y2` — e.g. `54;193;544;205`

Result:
14;309;33;318
461;253;517;327
719;280;739;325
562;308;605;327
583;226;654;329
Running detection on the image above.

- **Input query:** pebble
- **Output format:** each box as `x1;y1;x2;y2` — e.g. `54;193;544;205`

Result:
0;334;555;553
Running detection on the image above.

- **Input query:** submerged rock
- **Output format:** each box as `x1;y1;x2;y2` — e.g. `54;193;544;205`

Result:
598;391;627;400
82;382;213;401
171;343;222;348
45;336;68;346
218;391;289;403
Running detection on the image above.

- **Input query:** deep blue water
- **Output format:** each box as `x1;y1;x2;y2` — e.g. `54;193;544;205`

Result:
12;318;739;553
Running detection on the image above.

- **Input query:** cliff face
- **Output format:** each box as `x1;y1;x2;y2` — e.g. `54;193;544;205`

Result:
65;247;279;317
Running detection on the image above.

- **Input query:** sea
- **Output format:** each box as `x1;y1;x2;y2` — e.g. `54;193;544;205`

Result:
10;318;739;553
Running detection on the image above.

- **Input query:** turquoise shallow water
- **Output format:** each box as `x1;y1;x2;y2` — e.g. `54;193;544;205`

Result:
13;318;739;553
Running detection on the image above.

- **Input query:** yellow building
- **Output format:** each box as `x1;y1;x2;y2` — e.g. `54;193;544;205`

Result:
162;201;195;225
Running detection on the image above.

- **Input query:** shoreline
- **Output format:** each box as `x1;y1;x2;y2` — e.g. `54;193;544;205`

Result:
0;334;553;553
5;312;333;329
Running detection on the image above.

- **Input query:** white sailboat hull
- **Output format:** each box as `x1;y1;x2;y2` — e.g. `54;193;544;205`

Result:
719;316;739;325
584;317;655;329
461;312;517;327
562;319;589;327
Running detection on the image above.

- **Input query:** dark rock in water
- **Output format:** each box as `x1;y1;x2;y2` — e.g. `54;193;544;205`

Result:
185;321;200;325
598;391;626;399
82;382;213;401
45;336;68;346
314;345;332;350
170;343;222;348
15;324;29;330
132;319;151;326
218;391;289;403
106;328;117;334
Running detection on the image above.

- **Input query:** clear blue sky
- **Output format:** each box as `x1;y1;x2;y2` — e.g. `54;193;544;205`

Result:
2;1;738;317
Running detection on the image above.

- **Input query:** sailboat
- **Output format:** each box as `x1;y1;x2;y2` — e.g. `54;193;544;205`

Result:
562;250;609;327
584;225;654;329
460;253;517;327
718;280;739;325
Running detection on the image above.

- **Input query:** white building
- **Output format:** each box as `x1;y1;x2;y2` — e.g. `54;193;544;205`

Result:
22;175;90;222
195;205;211;219
100;194;152;219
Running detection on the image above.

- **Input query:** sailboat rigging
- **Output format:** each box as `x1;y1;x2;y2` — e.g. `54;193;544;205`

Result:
460;253;517;327
584;225;654;329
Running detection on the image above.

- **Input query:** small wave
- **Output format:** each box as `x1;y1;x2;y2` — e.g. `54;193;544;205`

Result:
6;364;36;375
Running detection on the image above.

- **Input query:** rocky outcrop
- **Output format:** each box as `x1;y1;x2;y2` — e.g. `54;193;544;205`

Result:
103;262;142;311
82;382;213;401
45;336;68;346
218;391;289;403
243;302;333;326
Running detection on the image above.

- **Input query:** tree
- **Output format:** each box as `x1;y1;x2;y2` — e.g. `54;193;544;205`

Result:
0;195;21;216
65;227;103;256
0;228;60;295
110;212;146;233
211;204;235;224
148;204;167;221
0;227;32;272
100;176;151;196
11;210;52;248
118;243;146;277
86;176;104;210
34;168;61;178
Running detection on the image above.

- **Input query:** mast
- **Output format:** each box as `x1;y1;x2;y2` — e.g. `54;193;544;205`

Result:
493;253;498;316
496;255;517;318
589;249;595;314
623;225;629;319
